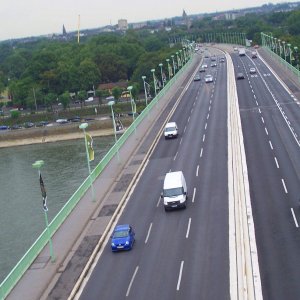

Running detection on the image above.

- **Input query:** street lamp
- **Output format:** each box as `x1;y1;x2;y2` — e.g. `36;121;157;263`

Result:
141;76;148;106
79;122;95;201
159;63;164;88
171;55;176;75
294;46;299;70
127;85;137;133
287;43;292;64
179;50;183;66
151;69;157;97
166;59;171;80
176;52;180;69
32;160;55;262
282;41;286;62
108;101;120;161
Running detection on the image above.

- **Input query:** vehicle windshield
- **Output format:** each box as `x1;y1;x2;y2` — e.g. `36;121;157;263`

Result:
164;187;183;197
165;127;176;132
113;230;129;238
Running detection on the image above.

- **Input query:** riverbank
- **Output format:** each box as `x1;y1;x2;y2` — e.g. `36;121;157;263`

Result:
0;117;130;148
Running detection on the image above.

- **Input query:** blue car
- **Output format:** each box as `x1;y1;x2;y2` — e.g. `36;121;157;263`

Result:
111;224;135;252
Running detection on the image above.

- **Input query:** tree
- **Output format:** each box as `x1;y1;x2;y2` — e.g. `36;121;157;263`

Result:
59;91;71;110
112;87;122;102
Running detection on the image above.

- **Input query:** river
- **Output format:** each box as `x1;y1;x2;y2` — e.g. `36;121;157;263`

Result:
0;135;115;282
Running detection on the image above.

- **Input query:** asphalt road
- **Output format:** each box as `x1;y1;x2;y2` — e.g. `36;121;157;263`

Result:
79;50;230;300
232;50;300;300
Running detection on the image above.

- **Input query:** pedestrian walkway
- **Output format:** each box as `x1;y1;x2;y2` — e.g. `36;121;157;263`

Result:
6;55;201;300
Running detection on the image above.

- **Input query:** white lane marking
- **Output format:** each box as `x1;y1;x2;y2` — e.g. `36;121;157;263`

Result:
255;100;258;106
176;261;184;291
210;100;212;104
207;113;210;120
265;127;269;135
174;151;178;161
180;138;183;145
200;148;203;158
126;266;139;297
281;178;288;194
196;165;199;177
205;123;207;130
191;108;194;114
269;140;273;150
193;101;195;107
145;223;153;244
203;134;206;142
291;208;299;228
184;126;187;133
261;117;265;124
186;218;192;238
258;108;261;114
274;157;279;168
252;89;254;94
192;188;196;203
209;105;211;111
156;197;161;207
253;94;256;99
188;116;190;123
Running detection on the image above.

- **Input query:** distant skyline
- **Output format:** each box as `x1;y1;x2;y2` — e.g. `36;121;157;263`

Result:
1;0;299;41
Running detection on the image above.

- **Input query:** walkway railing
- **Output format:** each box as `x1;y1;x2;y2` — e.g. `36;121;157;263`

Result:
0;56;192;300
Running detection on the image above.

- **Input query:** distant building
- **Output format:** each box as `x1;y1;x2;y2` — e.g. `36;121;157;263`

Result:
62;24;67;36
131;22;147;29
182;9;192;30
118;19;128;31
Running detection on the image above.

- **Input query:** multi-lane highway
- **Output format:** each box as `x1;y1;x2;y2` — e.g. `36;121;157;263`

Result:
75;47;300;300
78;49;230;300
232;50;300;300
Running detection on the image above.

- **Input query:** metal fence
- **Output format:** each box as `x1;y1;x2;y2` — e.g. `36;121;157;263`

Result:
0;57;192;300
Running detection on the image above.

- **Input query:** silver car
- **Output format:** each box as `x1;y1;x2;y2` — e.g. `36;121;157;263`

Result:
205;74;213;83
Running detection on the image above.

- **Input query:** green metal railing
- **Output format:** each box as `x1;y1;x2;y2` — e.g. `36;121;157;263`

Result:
0;56;193;300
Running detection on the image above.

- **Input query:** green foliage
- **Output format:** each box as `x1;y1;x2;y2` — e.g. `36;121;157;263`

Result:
112;87;122;101
10;110;20;119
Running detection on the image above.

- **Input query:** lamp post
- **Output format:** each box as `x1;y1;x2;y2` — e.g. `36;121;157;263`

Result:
179;50;183;66
32;160;55;263
127;85;137;134
176;52;180;69
287;43;292;65
294;46;299;70
142;76;148;106
282;41;286;62
274;37;278;55
151;69;157;97
171;55;176;75
79;122;95;201
159;63;164;88
166;59;171;80
108;100;120;161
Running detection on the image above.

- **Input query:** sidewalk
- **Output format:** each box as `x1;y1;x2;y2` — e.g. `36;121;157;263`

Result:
6;55;201;300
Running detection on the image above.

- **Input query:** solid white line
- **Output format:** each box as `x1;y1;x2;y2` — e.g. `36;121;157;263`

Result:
207;113;210;120
281;178;288;194
265;127;269;135
174;151;178;161
205;123;207;130
196;165;199;177
274;157;279;168
261;117;265;124
269;140;273;150
192;187;196;203
200;148;203;158
156;197;161;207
203;134;206;142
126;266;139;297
291;208;299;228
145;223;153;244
180;138;183;145
186;218;192;238
176;261;184;291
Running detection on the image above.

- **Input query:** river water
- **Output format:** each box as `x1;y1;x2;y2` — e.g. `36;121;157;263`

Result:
0;135;115;282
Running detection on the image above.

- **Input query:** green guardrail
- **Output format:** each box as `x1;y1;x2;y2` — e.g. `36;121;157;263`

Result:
264;46;300;81
0;56;193;300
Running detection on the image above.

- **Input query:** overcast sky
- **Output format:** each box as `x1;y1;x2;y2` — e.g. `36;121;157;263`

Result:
0;0;298;41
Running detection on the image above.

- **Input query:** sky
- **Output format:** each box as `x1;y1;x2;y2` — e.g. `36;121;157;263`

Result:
0;0;298;41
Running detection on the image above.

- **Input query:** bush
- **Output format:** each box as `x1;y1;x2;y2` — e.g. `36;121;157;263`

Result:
10;110;20;119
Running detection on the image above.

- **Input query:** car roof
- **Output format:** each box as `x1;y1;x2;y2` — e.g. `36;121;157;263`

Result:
114;224;130;231
165;122;177;127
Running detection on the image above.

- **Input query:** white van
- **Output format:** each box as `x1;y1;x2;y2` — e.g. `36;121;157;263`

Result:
161;171;187;211
164;122;178;139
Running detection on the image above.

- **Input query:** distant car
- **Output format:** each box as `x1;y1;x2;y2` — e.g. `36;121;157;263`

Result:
0;125;10;130
249;67;256;74
204;55;210;58
211;56;216;61
111;224;135;252
35;121;49;127
164;122;178;139
211;63;217;67
236;73;245;80
199;67;206;72
204;74;213;83
201;64;208;69
233;47;238;51
220;58;225;63
24;122;34;128
194;75;201;81
251;51;257;58
56;119;69;124
84;98;94;103
68;116;81;122
254;45;259;49
11;124;23;130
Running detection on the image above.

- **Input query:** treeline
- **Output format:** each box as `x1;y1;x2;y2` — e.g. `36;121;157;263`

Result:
0;30;180;110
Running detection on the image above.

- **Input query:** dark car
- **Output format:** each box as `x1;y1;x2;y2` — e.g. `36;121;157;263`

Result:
11;124;23;130
36;121;49;127
68;116;81;122
24;122;34;128
199;67;205;72
236;73;245;80
0;125;9;130
111;224;135;252
194;75;201;81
